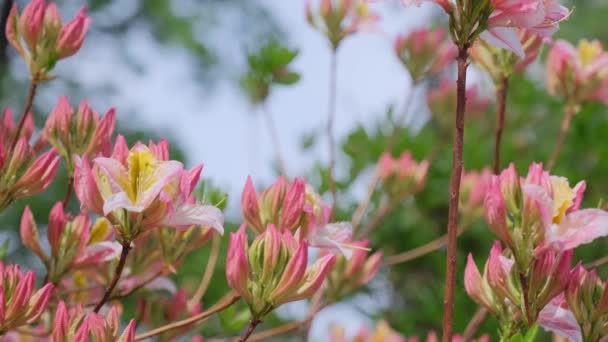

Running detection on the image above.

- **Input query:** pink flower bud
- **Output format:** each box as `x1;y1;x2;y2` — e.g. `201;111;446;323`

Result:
43;3;61;30
241;176;264;233
47;202;66;257
5;4;25;57
498;163;521;213
111;134;129;165
12;148;60;199
378;152;394;180
535;249;572;309
73;155;104;215
394;27;456;81
20;206;48;263
279;178;306;230
18;0;45;52
260;176;288;224
226;225;253;303
56;7;91;59
52;301;69;341
464;254;499;315
484;176;514;247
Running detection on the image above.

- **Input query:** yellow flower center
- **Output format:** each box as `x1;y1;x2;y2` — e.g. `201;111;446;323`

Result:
578;39;602;66
550;176;575;224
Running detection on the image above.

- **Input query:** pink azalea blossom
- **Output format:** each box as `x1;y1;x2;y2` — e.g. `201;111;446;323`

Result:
378;151;429;198
73;135;224;241
546;39;608;104
538;294;582;342
460;168;493;219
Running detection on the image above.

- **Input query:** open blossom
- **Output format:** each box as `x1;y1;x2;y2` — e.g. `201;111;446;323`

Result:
52;301;135;342
0;108;59;210
0;262;53;334
393;27;457;81
324;239;382;300
465;241;571;324
485;163;608;254
226;224;335;318
73;135;224;241
6;0;91;79
20;202;120;283
306;0;379;49
380;0;568;57
538;264;608;342
378;151;429;198
242;177;353;255
471;29;544;81
44;96;115;173
546;39;608;105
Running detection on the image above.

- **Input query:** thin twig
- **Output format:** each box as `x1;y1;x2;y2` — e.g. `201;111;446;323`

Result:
547;105;577;170
493;76;509;174
585;255;608;269
462;307;488;341
442;46;469;342
93;241;132;313
327;49;338;215
262;104;288;177
351;169;380;229
383;225;467;266
10;77;39;152
134;292;241;341
62;177;74;208
248;294;326;342
188;233;221;310
238;319;262;342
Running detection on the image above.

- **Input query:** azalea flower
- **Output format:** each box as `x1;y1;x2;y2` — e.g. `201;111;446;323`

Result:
73;135;224;241
52;301;135;342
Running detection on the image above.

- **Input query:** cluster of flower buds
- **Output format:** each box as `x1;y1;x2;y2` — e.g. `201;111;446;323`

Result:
242;176;306;234
73;136;224;242
470;29;544;82
465;241;572;329
43;96;115;173
324;239;382;301
484;163;608;266
242;177;353;254
393;27;456;82
226;225;335;318
377;151;429;198
459;168;492;220
538;263;608;342
546;39;608;105
0;108;59;210
0;262;53;334
20;202;120;284
392;0;568;55
427;78;490;132
305;0;378;49
6;0;91;80
52;301;135;341
136;289;203;340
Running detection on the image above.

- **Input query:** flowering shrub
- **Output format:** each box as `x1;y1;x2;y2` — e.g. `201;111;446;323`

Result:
4;0;608;341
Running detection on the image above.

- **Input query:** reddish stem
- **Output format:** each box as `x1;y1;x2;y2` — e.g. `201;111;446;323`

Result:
10;79;39;152
238;319;262;342
493;76;509;174
62;177;74;208
442;46;469;342
93;241;131;313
